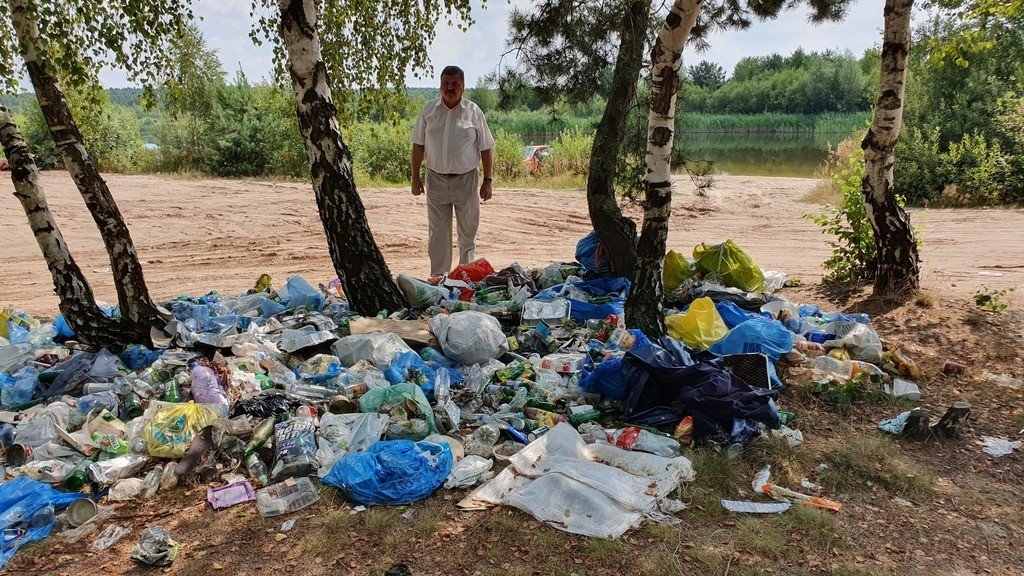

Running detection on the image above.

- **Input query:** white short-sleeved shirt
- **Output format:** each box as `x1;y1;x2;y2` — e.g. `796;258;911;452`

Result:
412;97;494;175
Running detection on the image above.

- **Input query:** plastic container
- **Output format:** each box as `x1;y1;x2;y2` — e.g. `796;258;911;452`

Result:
539;353;585;374
464;424;500;457
606;427;681;457
255;476;320;517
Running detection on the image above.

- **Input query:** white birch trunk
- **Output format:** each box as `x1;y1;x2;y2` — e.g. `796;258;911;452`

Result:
277;0;406;314
862;0;920;295
625;0;703;336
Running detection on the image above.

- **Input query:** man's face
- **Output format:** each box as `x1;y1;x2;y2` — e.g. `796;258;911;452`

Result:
440;74;464;107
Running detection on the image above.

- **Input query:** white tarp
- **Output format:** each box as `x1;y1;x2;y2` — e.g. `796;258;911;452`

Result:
458;423;694;538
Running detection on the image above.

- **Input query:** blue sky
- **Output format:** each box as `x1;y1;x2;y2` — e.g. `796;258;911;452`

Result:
99;0;883;88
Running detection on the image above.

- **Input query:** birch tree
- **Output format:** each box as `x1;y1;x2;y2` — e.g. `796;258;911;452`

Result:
862;0;920;295
0;107;126;348
624;0;703;336
251;0;476;315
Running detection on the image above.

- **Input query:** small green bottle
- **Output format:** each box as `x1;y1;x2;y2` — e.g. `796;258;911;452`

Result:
163;379;183;402
64;456;96;491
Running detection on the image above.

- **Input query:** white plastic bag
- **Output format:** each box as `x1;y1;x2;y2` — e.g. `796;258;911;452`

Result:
331;333;412;368
823;322;883;362
429;312;508;366
444;455;494;489
397;274;451;307
315;413;389;476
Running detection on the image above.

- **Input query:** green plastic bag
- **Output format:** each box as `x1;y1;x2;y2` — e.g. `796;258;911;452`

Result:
692;239;766;292
358;383;436;439
663;250;697;295
665;297;729;350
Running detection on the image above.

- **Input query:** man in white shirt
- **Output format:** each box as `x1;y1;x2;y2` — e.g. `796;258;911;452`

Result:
411;65;495;278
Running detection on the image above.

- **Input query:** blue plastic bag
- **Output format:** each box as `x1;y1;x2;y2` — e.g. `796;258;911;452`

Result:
120;346;164;371
578;330;651;400
714;301;761;329
709;317;793;362
0;477;85;569
575;231;613;277
533;277;631;324
281;276;325;311
322;440;453;505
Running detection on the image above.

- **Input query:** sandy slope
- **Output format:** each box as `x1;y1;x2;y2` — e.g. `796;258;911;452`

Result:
1;171;1021;315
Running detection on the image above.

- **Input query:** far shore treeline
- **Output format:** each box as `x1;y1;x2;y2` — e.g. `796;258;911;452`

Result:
1;13;1021;208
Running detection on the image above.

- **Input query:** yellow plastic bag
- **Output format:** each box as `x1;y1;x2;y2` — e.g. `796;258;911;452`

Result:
143;402;220;458
666;297;729;350
663;250;697;295
692;239;766;292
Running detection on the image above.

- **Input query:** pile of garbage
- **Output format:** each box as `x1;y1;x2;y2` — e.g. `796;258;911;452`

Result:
0;236;929;564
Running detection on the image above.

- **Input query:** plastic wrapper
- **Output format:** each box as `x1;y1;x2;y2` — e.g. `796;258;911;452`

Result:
692;239;766;292
397;274;450;308
189;366;229;407
271;417;318;479
256;476;320;517
823;322;883;363
108;478;145;501
142;402;221;458
13;402;70;447
88;453;150;485
445;455;494;488
322;440;453;505
665;297;729;350
429;311;507;366
449;258;495;283
332;332;412;368
130;526;180;566
315;413;389;476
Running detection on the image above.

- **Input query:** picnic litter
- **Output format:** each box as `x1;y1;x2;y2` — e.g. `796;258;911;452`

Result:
0;236;986;568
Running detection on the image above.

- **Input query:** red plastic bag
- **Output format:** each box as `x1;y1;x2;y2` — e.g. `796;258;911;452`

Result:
448;259;495;283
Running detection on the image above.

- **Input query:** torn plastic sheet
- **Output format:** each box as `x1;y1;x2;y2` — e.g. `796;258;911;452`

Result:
722;499;791;514
457;423;694;539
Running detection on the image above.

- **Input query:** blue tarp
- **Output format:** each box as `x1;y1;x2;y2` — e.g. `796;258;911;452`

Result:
709;317;793;363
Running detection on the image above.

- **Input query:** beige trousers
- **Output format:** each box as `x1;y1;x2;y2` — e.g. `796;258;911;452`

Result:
426;168;479;276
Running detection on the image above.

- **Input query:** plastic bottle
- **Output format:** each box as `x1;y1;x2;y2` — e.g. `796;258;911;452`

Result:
465;424;500;457
1;365;39;408
64;456;97;491
140;466;163;499
811;356;883;381
163;378;183;402
159;461;178;491
479;414;528;444
77;391;120;415
606;427;681;457
246;453;270;486
244;417;276;458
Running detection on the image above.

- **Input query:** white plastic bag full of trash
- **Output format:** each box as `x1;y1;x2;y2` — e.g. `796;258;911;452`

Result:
429;311;508;366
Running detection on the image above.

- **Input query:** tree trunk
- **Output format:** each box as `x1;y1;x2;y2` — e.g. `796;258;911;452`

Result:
862;0;920;296
10;0;160;343
277;0;406;315
586;0;650;278
625;0;703;336
0;107;128;349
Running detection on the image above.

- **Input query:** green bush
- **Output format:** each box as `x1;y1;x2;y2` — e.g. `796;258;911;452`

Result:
348;122;411;183
492;129;527;180
21;90;146;173
546;128;593;176
893;127;947;204
807;139;878;284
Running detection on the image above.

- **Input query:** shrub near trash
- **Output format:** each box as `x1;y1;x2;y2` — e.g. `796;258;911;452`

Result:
0;237;965;566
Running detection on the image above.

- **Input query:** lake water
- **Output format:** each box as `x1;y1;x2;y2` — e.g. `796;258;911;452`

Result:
676;132;843;178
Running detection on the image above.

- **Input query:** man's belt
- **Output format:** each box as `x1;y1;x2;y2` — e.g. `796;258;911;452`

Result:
430;169;470;178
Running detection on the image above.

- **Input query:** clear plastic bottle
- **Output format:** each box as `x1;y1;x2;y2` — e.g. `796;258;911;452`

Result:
465;424;500;457
77;391;120;414
246;453;270;487
159;461;178;491
140;466;163;499
810;356;883;381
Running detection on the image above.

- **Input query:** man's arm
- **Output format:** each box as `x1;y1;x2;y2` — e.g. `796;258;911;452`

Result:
411;143;425;196
479;148;493;201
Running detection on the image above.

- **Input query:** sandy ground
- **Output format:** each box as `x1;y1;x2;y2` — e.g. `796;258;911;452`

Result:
1;172;1022;316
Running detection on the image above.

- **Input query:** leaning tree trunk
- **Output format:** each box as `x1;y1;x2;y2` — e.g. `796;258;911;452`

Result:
277;0;406;315
10;0;160;343
1;107;127;349
587;0;651;278
862;0;920;296
625;0;703;336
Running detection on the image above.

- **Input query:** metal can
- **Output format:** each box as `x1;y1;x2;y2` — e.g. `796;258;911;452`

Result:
942;360;967;375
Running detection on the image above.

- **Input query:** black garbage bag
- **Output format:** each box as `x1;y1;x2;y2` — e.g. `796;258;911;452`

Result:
229;393;301;420
621;337;780;444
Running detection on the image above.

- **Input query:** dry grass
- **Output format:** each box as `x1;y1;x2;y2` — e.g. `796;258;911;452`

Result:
301;509;356;556
798;178;843;204
821;433;937;498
